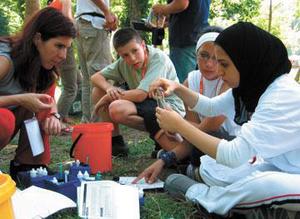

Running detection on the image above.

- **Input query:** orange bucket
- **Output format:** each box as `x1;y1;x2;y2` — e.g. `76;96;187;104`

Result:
0;174;16;219
70;122;114;174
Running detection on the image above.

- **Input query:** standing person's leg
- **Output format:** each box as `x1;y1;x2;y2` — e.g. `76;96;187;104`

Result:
57;46;78;123
76;19;92;123
170;46;196;83
86;29;112;120
0;108;15;149
77;19;112;123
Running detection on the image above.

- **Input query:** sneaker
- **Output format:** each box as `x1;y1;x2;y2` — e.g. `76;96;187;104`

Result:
9;160;55;182
185;164;201;182
112;135;129;157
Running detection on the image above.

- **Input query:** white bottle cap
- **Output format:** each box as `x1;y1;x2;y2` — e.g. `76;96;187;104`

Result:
30;168;37;178
52;177;58;184
83;171;89;179
77;170;83;179
42;168;48;176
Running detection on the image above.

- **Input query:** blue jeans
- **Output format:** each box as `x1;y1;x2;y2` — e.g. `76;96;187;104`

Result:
170;46;196;83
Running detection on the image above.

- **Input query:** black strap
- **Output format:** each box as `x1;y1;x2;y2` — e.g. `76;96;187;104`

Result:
69;133;83;158
75;12;105;19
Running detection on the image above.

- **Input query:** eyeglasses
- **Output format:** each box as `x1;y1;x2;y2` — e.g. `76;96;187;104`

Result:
197;52;217;64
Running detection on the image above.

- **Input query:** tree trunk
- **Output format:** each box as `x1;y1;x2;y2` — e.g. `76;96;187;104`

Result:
25;0;40;22
268;0;272;31
128;0;142;22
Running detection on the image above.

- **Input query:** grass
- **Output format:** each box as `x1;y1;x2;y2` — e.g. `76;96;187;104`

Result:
0;118;199;219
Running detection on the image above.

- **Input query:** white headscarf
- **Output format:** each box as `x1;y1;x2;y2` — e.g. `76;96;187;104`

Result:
196;32;219;52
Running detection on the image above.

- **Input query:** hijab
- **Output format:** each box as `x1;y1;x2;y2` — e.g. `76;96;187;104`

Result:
215;22;291;125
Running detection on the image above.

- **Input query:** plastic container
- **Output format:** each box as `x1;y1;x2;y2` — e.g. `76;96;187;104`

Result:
17;171;56;188
71;123;114;174
146;10;165;28
69;163;91;181
0;174;16;219
44;178;81;202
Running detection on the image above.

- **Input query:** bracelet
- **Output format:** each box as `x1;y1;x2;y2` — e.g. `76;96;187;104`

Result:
158;150;177;167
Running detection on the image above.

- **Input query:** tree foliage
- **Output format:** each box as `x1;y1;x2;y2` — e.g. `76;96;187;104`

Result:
0;0;23;35
1;0;298;53
210;0;261;22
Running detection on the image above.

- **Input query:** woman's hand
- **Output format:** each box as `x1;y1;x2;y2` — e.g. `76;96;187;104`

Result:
156;107;183;133
18;93;54;113
149;78;179;99
133;159;165;184
43;115;62;135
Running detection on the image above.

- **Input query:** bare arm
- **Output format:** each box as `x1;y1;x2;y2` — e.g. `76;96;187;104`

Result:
0;56;53;111
91;0;110;14
0;56;22;107
60;0;73;20
120;89;148;103
91;72;148;102
91;0;118;30
0;56;11;81
152;0;189;16
91;72;114;93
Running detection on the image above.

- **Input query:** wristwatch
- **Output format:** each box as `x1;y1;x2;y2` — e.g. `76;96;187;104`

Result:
158;150;177;167
50;112;61;120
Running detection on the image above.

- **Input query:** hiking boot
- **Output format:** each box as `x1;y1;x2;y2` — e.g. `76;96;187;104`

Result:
112;135;129;157
9;160;55;183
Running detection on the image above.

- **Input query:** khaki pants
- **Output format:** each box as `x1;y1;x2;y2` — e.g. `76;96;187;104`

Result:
57;46;82;119
76;18;112;122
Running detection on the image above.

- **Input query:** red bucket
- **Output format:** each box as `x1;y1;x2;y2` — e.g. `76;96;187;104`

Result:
70;122;114;174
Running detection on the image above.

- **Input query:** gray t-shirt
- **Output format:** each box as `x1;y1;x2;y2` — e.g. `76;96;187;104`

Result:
0;42;23;96
100;46;185;116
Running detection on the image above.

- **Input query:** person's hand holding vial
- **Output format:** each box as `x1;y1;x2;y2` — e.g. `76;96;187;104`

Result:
155;87;183;142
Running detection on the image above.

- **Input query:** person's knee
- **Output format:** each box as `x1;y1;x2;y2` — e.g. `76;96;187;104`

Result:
0;109;15;148
109;101;128;123
165;174;196;199
165;174;184;187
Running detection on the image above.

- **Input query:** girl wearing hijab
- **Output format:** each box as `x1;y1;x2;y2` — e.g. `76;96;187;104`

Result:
136;22;300;214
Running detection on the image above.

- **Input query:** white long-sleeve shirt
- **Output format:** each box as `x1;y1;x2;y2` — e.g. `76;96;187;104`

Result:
191;74;300;173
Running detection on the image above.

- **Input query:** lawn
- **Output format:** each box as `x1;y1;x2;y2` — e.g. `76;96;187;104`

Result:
0;121;200;219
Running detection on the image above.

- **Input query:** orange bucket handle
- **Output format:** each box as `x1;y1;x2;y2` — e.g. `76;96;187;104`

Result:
69;133;83;158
